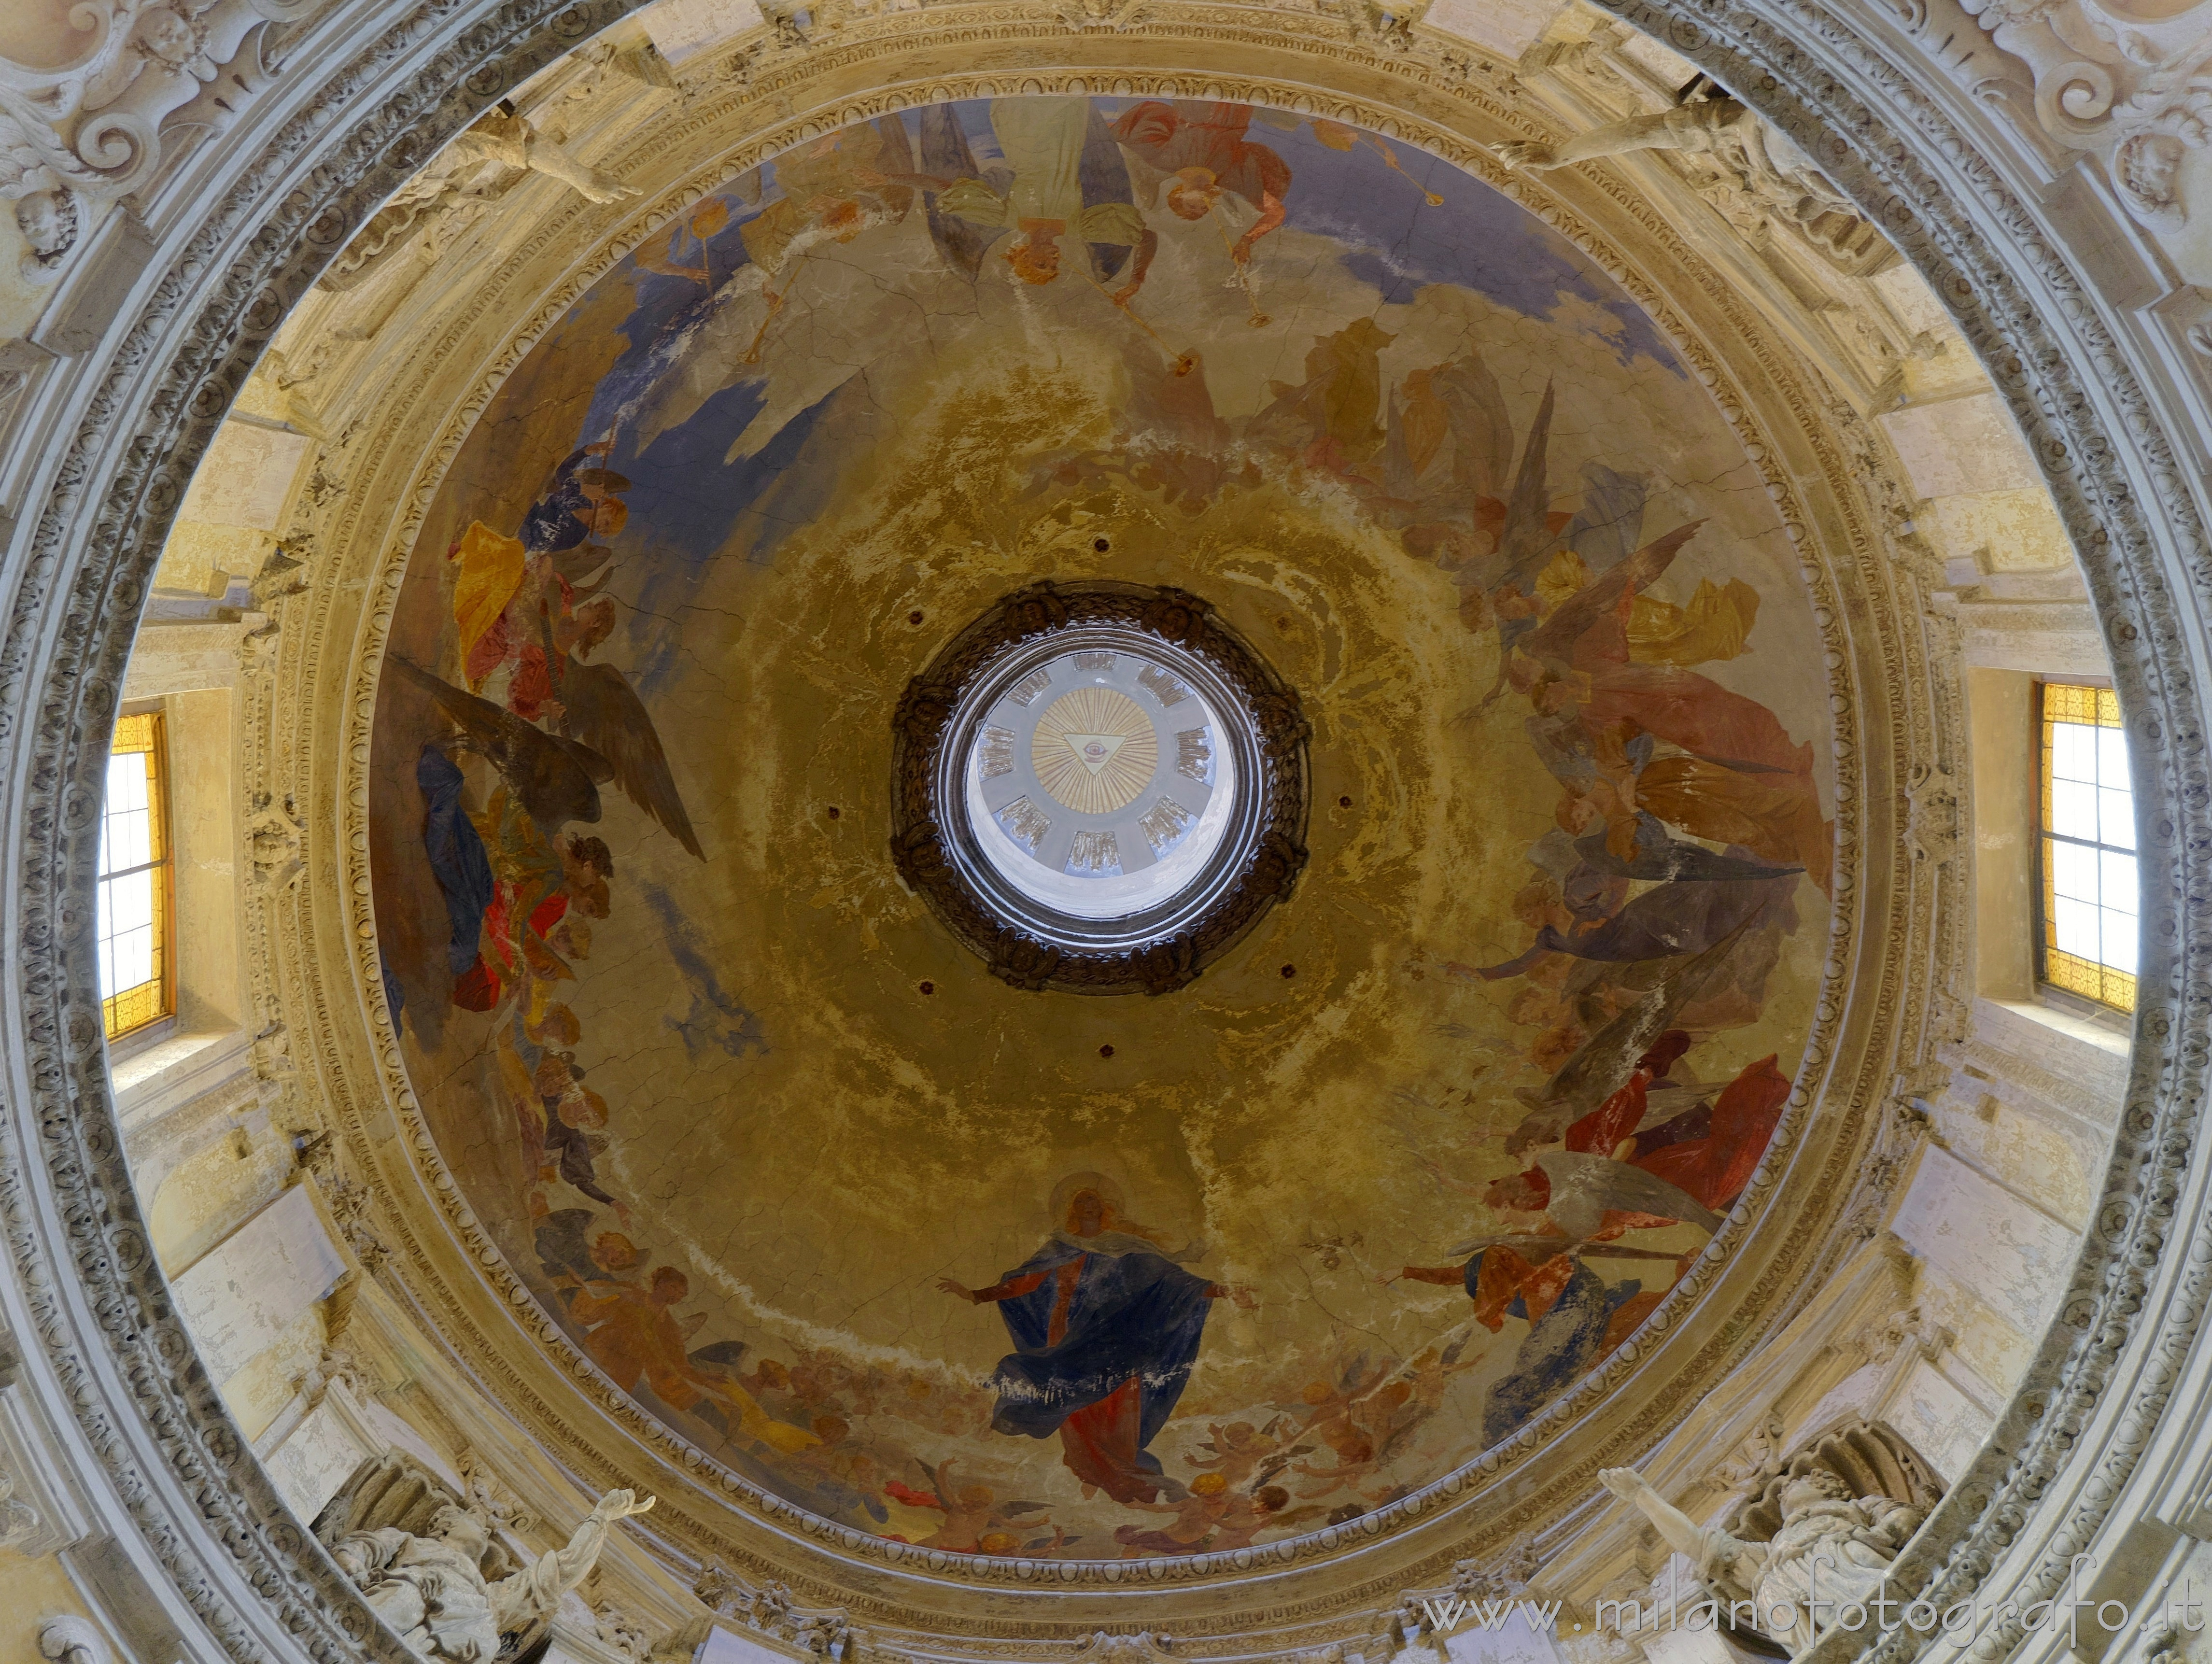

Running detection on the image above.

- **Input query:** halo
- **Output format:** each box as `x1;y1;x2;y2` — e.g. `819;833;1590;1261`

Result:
1048;1170;1127;1225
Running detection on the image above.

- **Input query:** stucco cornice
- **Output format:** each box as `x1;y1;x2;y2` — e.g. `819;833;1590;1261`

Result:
0;1;2193;1662
258;5;1939;1641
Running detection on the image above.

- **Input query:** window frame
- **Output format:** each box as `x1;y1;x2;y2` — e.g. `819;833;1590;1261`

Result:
2031;677;2136;1016
99;705;177;1042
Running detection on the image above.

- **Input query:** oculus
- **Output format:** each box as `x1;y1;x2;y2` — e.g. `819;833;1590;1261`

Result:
891;581;1309;993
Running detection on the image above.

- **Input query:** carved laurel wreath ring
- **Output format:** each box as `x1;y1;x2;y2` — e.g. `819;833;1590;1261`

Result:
889;580;1310;995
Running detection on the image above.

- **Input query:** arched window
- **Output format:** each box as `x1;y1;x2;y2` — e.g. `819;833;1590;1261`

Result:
98;710;175;1040
2036;682;2135;1013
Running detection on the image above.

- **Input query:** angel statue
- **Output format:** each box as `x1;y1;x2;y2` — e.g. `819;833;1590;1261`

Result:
1598;1466;1924;1657
1493;93;1885;272
333;1488;656;1664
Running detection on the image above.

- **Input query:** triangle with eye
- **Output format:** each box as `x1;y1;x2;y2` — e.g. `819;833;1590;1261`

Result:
1064;733;1128;776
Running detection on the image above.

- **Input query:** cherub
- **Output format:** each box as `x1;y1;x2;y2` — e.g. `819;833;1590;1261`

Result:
1286;1363;1409;1497
134;4;217;80
1184;1417;1303;1490
1348;1378;1419;1466
570;1263;817;1455
885;1460;1052;1554
1402;1340;1483;1419
1112;1471;1233;1555
14;187;78;278
1290;1438;1379;1498
897;1463;991;1554
1208;1485;1331;1551
81;3;216;107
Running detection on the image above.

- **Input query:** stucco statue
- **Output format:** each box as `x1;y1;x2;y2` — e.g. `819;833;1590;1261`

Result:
1598;1467;1924;1656
1495;97;1883;272
445;109;642;206
316;105;638;306
332;1489;655;1664
1497;96;1820;190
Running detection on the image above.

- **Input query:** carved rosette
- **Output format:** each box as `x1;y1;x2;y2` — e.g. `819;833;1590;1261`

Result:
889;580;1309;995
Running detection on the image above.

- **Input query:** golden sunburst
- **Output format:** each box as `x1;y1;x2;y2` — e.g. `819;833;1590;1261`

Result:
1032;687;1157;814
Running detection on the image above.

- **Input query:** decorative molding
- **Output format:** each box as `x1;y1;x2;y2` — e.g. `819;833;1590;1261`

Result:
1575;1;2205;1661
0;8;657;1664
888;581;1310;997
0;0;331;290
282;33;1919;1621
0;1;2190;1663
694;1564;864;1661
1446;1540;1542;1600
1952;0;2212;229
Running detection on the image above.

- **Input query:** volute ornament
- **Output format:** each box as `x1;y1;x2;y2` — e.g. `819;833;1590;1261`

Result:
0;0;326;280
0;0;2176;1655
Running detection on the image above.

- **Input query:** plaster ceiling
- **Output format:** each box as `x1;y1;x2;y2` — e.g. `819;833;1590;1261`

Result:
365;94;1836;1569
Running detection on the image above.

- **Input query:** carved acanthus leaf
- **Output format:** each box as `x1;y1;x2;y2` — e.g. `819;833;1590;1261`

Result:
1906;761;1962;864
694;1565;861;1659
592;1604;654;1664
0;0;329;287
1712;1411;1791;1490
1450;1539;1542;1598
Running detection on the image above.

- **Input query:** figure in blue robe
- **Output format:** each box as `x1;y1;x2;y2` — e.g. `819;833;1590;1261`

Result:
418;743;494;981
940;1176;1250;1504
1481;1260;1643;1445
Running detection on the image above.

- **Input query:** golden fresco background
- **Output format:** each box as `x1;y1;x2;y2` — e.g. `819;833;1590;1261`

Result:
368;96;1834;1560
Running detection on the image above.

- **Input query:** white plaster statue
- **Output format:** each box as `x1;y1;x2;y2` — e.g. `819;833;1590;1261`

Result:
317;106;639;307
1496;97;1819;192
1598;1466;1925;1656
332;1489;655;1664
1495;97;1877;269
443;109;641;206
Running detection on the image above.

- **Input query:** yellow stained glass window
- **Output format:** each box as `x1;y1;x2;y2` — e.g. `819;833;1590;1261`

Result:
2038;682;2135;1014
98;712;173;1040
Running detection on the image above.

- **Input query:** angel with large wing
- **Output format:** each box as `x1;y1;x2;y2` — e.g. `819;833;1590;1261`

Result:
554;657;702;858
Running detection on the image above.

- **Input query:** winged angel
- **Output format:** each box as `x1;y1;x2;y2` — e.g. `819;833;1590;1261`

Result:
334;1489;656;1664
0;0;318;276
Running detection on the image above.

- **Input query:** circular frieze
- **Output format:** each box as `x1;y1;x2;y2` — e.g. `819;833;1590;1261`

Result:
891;581;1309;994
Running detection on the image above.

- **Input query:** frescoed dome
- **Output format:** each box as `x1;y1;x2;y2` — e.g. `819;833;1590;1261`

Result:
7;0;2187;1656
367;95;1834;1567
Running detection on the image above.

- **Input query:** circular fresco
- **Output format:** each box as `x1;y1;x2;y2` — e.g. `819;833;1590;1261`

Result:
369;95;1835;1565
